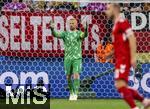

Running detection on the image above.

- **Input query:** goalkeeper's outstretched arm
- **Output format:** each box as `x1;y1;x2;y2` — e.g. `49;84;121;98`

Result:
80;23;88;39
50;21;65;39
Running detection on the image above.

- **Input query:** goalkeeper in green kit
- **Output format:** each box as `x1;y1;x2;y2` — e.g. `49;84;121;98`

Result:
50;17;88;101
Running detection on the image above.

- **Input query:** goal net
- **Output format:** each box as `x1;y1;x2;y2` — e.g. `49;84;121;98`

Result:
0;0;149;99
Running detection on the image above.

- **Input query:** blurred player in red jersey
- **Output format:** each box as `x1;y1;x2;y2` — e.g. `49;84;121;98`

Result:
105;3;150;109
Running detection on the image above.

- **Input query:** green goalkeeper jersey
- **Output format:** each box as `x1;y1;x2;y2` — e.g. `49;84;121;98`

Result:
51;29;87;60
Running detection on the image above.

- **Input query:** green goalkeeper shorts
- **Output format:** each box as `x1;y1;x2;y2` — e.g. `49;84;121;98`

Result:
64;58;82;75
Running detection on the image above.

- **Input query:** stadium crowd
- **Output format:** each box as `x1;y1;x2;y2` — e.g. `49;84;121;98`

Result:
0;0;149;12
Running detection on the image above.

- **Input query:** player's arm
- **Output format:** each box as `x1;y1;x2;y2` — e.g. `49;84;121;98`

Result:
121;19;137;68
80;23;88;39
50;21;65;39
128;33;137;68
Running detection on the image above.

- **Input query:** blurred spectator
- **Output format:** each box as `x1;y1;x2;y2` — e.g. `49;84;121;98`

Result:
45;1;61;10
45;1;62;11
0;0;4;16
23;0;34;12
120;3;129;12
2;0;29;11
0;0;4;10
129;3;144;12
86;3;106;12
55;2;77;11
34;1;45;11
79;2;88;10
144;3;150;11
72;2;79;9
45;1;53;11
96;36;113;63
46;1;77;11
120;3;144;12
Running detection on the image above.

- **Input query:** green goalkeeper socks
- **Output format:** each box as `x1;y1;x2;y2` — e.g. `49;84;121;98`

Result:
68;79;80;95
73;79;80;95
68;79;74;95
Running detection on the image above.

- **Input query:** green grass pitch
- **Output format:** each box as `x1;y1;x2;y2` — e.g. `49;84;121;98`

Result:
50;99;145;109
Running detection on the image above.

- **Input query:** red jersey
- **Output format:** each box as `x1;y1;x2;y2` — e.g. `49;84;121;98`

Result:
112;16;134;68
112;16;134;82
